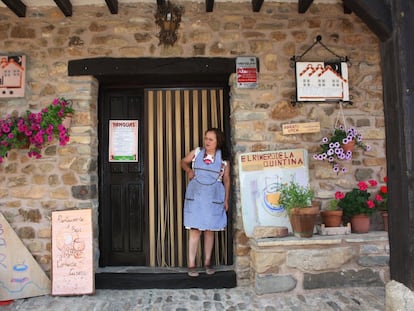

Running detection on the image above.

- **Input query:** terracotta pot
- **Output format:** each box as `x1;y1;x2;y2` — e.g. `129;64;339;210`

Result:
342;140;355;153
289;206;319;238
320;210;343;227
382;211;389;232
16;134;30;149
350;214;370;233
62;113;73;129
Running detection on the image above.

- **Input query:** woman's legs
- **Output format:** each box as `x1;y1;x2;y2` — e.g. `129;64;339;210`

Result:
188;229;201;268
203;230;214;266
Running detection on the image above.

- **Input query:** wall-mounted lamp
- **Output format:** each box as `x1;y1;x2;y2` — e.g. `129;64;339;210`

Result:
155;1;184;47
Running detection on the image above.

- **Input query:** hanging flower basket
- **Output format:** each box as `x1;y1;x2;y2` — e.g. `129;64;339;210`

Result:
342;139;355;153
313;125;370;174
0;97;74;163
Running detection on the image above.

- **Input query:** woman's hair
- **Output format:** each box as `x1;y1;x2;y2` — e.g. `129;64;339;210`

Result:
205;128;230;161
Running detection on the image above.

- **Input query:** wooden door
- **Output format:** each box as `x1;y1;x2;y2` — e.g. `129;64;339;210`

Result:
98;89;146;266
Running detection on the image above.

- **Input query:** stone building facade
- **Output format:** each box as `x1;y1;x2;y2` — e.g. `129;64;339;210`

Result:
0;2;386;289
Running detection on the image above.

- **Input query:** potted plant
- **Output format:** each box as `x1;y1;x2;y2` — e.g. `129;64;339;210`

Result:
0;97;74;163
375;176;388;231
278;179;317;238
336;179;378;233
320;191;344;227
313;125;371;174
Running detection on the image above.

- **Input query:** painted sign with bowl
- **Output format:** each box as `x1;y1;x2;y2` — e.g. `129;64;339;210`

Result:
238;149;309;237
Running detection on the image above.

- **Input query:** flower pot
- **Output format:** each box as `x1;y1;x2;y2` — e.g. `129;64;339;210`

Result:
62;113;73;129
382;211;389;232
320;210;343;227
289;206;319;238
350;214;370;233
16;134;30;149
342;140;355;153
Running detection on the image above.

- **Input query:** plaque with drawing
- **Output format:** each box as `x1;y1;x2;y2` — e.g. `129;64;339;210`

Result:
51;209;94;296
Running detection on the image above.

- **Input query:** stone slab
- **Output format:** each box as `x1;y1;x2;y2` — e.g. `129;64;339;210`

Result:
253;226;289;239
303;268;384;289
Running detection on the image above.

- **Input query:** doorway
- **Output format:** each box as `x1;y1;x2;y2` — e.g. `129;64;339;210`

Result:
98;86;232;268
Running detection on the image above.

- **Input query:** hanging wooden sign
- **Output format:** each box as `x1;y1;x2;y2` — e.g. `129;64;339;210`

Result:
51;209;94;296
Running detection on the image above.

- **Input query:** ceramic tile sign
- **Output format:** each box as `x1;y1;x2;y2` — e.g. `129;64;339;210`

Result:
238;149;310;237
0;55;26;98
0;213;51;301
295;61;349;102
51;209;94;296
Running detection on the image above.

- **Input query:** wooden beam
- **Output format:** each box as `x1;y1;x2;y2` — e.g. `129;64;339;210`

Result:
105;0;118;14
252;0;264;12
298;0;313;13
206;0;214;12
157;0;165;6
381;0;414;290
53;0;72;17
343;1;352;14
1;0;26;17
68;57;236;85
343;0;392;41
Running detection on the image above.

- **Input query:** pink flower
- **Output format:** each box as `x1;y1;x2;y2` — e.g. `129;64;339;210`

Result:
335;191;345;200
367;200;375;209
358;181;368;191
368;179;378;187
375;194;383;202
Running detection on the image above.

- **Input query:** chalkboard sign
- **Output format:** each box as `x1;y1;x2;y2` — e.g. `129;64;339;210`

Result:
51;209;94;296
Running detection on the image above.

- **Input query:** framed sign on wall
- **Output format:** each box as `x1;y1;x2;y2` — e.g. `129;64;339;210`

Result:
0;55;26;98
290;35;350;105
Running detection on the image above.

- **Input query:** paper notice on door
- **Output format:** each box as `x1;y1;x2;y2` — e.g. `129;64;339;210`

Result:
108;120;139;162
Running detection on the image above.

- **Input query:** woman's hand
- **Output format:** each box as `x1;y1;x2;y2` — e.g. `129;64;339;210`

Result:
187;169;195;180
224;201;229;212
181;149;196;179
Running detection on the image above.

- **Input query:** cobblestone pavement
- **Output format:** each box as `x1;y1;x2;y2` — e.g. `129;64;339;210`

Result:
1;286;385;311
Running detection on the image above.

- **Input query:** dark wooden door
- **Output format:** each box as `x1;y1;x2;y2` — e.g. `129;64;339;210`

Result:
98;89;146;266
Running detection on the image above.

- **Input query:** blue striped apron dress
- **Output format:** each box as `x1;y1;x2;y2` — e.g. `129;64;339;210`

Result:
183;148;227;231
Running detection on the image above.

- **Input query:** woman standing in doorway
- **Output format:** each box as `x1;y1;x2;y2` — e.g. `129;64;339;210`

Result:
181;128;231;277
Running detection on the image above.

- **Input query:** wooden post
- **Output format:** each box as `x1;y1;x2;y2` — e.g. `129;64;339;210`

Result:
380;0;414;289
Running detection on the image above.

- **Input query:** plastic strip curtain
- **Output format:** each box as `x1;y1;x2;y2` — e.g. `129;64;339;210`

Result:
146;88;226;267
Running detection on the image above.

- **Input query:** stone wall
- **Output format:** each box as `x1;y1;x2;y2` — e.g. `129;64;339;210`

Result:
0;2;384;284
251;232;389;294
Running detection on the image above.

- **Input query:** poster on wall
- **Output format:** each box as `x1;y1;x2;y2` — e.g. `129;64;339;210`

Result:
295;61;349;102
238;149;310;237
51;209;94;296
108;120;139;162
0;55;26;98
236;56;258;88
0;213;51;301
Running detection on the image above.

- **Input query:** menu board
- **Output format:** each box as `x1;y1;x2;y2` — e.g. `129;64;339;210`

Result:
0;213;51;300
51;209;94;296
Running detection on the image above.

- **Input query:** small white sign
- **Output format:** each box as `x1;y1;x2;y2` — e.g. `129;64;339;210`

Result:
236;56;258;88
